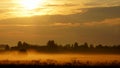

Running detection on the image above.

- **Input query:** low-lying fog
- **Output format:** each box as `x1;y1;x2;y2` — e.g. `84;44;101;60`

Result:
0;50;120;64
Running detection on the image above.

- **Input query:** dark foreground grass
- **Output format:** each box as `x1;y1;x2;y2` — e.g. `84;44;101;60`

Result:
0;60;120;67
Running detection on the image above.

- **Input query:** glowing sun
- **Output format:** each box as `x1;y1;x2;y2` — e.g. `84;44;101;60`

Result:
19;0;43;10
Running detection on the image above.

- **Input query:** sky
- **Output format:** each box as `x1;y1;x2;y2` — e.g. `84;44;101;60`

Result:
0;0;120;46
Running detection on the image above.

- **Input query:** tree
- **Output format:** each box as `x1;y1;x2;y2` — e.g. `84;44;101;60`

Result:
17;41;22;48
5;45;9;50
47;40;57;48
17;41;29;52
96;44;103;48
74;42;79;48
83;42;88;48
90;44;94;48
23;42;30;49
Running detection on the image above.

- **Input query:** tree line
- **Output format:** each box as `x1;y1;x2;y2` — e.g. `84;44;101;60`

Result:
0;40;120;54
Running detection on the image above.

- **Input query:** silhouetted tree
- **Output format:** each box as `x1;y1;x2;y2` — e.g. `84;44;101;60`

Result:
5;45;9;50
47;40;57;48
74;42;79;48
17;41;22;48
17;41;27;52
90;44;94;48
83;42;89;48
23;42;29;49
96;44;103;48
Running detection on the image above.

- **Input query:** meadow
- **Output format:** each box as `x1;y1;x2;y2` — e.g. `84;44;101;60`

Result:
0;51;120;66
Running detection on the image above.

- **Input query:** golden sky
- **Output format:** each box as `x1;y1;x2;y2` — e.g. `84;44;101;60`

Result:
0;0;120;19
0;0;120;46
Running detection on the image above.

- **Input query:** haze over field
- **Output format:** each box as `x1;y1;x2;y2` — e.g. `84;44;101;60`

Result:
0;51;120;65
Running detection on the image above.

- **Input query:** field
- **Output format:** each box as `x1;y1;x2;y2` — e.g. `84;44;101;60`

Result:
0;51;120;67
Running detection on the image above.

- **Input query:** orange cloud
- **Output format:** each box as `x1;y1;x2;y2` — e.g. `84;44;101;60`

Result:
52;23;80;27
83;18;120;27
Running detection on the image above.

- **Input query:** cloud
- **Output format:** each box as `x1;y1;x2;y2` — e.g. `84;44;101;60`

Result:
33;6;120;23
51;18;120;28
45;3;78;7
85;0;120;7
0;6;120;27
82;18;120;27
52;23;80;27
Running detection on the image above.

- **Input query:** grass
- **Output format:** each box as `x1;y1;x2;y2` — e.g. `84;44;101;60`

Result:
0;59;120;67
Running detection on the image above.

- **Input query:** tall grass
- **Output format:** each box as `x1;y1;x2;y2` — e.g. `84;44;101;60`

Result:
0;59;120;66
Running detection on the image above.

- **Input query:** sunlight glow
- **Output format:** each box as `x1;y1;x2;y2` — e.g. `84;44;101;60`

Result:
19;0;43;10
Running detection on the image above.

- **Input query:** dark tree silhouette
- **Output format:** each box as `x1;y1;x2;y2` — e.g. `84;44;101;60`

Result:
90;44;94;48
1;40;120;54
47;40;57;48
5;45;9;50
96;44;103;48
83;42;89;48
23;42;30;49
17;41;27;52
17;41;23;48
74;42;79;48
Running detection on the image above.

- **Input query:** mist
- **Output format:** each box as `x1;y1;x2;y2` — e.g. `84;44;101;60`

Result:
0;50;120;65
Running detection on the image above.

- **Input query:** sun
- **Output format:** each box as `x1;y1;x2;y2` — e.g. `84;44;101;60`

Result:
19;0;43;10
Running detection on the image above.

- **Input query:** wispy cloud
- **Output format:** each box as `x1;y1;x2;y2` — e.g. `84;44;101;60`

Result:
0;6;120;26
85;0;120;7
82;18;120;27
45;3;78;7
